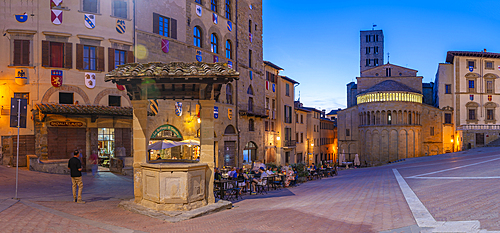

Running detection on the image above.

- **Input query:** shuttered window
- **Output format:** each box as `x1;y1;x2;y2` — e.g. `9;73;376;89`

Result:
42;41;72;68
13;40;30;66
76;44;104;71
153;13;177;39
108;48;134;71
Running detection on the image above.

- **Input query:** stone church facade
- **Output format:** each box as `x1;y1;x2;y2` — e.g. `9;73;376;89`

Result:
338;64;452;166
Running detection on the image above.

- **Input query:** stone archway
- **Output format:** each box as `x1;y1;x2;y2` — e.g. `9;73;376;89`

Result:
93;88;132;106
41;85;91;104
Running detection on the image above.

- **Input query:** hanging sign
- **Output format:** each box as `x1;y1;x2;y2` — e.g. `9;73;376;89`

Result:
49;121;84;127
51;70;63;87
15;69;28;86
149;99;159;115
228;108;233;120
488;95;492;101
196;5;202;17
116;19;126;34
161;39;169;53
249;70;253;80
15;13;28;23
85;73;96;89
84;14;95;29
175;102;182;116
227;61;233;69
51;10;63;25
213;13;218;24
469;66;473;72
470;95;474;101
196;50;202;62
214;106;219;119
227;21;232;31
272;83;275;92
266;81;269;90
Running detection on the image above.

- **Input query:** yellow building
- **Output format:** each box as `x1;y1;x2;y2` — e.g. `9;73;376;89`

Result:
0;0;134;169
263;61;298;165
435;51;500;150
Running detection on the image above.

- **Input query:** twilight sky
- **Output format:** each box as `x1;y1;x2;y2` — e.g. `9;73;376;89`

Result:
262;0;500;112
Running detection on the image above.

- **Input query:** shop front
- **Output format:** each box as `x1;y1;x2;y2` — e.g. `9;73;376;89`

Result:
32;103;133;173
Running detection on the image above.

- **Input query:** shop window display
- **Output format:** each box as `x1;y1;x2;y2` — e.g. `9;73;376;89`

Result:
98;128;115;166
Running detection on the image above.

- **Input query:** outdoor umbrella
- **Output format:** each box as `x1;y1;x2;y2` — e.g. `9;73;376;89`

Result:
148;140;181;150
354;154;360;166
179;139;200;146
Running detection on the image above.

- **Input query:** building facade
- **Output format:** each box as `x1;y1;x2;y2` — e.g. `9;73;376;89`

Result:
338;63;451;166
0;0;266;170
1;0;135;169
435;51;500;150
263;61;298;166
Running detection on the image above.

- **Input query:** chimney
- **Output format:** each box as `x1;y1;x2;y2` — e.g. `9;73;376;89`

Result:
322;109;326;118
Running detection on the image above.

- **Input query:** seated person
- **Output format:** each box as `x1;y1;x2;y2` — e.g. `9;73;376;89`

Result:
251;168;268;194
156;154;161;160
227;167;237;179
214;168;222;180
266;167;274;176
236;168;249;194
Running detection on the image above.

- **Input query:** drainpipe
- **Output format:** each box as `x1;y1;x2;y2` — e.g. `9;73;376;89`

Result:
235;0;240;168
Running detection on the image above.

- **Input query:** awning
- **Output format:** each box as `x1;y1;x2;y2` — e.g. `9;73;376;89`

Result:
36;103;133;117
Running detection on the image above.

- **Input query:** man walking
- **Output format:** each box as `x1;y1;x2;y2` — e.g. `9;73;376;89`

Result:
68;150;85;203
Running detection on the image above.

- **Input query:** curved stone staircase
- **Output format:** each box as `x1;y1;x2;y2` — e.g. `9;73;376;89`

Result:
486;137;500;147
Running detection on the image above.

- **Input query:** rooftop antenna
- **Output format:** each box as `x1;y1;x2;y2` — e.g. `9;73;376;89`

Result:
387;52;390;64
298;91;301;102
372;24;377;30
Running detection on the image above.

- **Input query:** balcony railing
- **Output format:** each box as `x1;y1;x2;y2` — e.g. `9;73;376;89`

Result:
458;124;500;130
238;104;269;118
284;140;296;147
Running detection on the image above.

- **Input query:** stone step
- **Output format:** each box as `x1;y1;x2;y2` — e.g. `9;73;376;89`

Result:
486;138;500;147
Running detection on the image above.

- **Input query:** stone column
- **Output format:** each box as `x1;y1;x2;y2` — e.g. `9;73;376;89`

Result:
131;99;149;203
199;99;215;204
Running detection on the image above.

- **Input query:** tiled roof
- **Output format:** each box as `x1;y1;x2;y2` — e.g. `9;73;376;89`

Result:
326;109;341;115
280;75;299;84
105;62;239;81
36;103;133;116
357;80;421;95
446;51;500;63
264;61;284;70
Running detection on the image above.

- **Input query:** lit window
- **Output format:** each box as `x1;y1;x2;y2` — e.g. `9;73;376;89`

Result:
225;40;232;59
211;33;218;53
225;0;231;19
193;26;202;47
211;0;217;12
83;45;96;70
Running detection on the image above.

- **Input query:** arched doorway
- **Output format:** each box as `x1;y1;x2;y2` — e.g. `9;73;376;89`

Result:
223;125;237;167
243;141;257;164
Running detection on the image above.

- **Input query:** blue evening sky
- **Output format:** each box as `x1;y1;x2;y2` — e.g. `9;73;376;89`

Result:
262;0;500;112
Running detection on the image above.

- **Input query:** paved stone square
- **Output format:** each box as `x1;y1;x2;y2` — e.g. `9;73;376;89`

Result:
1;147;500;232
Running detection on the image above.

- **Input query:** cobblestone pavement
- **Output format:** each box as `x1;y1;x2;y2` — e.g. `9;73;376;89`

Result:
1;147;500;233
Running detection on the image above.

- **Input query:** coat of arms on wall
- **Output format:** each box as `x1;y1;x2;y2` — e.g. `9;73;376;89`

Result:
51;70;63;87
85;73;96;89
175;102;183;116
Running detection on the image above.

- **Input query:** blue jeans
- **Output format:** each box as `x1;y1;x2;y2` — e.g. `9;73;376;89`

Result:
91;164;98;177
